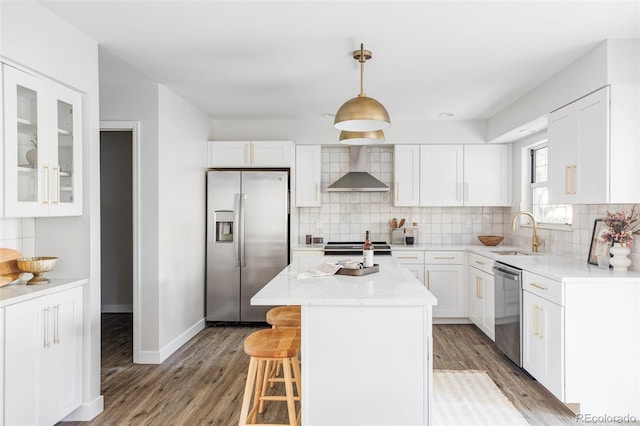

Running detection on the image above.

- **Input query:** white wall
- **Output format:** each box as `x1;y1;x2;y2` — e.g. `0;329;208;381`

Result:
0;0;102;419
99;49;211;362
157;85;209;354
99;48;161;355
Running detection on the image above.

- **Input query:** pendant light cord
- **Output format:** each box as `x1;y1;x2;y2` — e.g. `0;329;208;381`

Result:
359;43;365;97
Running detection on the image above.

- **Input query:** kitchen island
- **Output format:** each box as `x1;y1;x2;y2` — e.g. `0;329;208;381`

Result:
252;256;437;426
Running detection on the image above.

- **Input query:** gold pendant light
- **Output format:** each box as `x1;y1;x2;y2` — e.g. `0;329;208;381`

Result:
339;130;385;145
334;43;390;132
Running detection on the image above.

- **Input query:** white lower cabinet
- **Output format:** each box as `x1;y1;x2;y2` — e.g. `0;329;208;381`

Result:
522;290;564;400
4;286;83;425
425;252;464;318
394;250;465;319
467;253;495;340
392;250;425;286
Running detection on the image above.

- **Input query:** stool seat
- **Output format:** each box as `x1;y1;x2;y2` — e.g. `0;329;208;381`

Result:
266;306;301;329
244;328;300;358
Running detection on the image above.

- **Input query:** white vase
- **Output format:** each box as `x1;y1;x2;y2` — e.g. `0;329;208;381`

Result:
609;243;631;272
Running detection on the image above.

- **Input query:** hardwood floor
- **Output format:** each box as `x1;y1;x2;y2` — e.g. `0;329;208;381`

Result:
59;314;577;425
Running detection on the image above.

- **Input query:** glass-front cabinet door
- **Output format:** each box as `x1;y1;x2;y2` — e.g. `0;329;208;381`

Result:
2;64;82;217
52;86;82;215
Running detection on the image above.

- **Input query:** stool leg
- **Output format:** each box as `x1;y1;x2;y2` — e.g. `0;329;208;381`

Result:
248;359;266;424
282;357;297;426
259;360;272;413
238;357;257;426
291;355;302;426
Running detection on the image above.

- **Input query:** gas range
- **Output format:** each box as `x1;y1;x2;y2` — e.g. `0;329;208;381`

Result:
323;241;392;256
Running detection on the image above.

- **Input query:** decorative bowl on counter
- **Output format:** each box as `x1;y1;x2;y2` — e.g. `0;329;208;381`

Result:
16;257;58;285
477;235;504;246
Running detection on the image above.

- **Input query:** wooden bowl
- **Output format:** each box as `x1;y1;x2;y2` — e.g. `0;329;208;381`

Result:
16;257;58;285
477;235;504;246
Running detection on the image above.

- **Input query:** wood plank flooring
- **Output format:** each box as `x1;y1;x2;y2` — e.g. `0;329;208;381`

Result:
59;314;577;425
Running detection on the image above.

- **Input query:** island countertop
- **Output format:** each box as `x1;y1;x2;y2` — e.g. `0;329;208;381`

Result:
251;255;437;307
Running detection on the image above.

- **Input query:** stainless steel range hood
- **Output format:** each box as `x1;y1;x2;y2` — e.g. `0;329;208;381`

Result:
327;146;390;192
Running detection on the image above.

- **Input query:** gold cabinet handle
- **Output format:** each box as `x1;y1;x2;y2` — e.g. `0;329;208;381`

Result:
475;260;486;266
564;165;570;195
53;304;61;344
43;307;51;348
538;306;544;339
398;255;419;260
434;256;456;260
53;165;60;204
570;165;576;195
529;282;548;291
43;165;50;204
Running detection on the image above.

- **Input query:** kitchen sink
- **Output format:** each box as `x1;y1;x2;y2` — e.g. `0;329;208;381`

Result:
490;250;531;256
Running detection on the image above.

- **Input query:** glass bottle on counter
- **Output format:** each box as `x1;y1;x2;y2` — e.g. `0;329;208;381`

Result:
363;230;374;267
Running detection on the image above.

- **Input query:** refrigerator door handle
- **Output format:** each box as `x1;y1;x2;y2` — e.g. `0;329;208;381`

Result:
239;192;247;267
234;193;241;267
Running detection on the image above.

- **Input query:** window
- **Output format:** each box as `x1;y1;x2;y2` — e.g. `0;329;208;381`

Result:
530;144;572;226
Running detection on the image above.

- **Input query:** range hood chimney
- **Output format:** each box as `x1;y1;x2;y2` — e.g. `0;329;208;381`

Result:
327;146;390;192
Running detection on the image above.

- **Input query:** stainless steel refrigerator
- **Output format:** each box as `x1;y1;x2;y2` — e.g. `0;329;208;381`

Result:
206;170;289;322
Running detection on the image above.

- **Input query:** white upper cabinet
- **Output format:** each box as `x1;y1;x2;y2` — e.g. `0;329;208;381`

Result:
393;145;420;206
2;65;83;217
463;145;510;206
295;145;321;207
395;144;510;207
548;85;640;204
208;141;293;168
420;145;464;206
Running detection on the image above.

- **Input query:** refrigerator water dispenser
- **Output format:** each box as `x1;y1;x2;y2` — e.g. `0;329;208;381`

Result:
214;210;234;242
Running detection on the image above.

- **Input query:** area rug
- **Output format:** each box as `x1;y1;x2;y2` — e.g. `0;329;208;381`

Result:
433;370;529;425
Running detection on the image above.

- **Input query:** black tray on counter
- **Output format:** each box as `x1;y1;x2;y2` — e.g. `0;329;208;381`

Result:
335;264;379;276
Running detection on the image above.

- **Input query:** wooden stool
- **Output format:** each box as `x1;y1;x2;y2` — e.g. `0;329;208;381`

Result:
266;305;301;329
238;328;301;426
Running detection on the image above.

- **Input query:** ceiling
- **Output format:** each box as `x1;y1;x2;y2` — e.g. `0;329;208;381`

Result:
41;1;639;125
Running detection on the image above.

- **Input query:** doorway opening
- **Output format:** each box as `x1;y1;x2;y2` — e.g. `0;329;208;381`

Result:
100;121;140;363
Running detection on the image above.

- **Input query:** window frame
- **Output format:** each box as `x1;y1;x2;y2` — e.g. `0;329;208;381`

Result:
523;141;572;231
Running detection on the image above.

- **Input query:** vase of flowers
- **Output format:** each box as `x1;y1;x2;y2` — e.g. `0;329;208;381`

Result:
602;206;638;272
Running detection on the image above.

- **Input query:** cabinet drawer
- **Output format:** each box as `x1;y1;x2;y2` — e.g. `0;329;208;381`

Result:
425;251;463;265
392;250;424;264
467;252;494;275
522;271;563;306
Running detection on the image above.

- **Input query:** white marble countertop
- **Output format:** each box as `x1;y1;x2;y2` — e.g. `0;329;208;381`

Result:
0;278;88;308
290;243;640;282
252;255;437;307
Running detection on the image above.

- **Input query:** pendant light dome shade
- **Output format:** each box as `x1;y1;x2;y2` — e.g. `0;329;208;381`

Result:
334;44;390;131
339;129;385;145
334;96;390;131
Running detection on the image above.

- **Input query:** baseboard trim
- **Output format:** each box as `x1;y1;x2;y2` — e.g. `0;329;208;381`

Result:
135;318;206;364
433;317;473;325
101;304;133;313
63;395;104;421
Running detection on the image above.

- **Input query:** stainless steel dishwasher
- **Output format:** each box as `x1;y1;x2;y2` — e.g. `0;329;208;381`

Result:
492;261;522;366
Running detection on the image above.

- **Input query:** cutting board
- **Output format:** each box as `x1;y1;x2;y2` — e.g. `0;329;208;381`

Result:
0;248;23;287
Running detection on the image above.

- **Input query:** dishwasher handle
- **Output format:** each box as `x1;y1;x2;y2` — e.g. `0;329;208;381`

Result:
492;263;521;280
